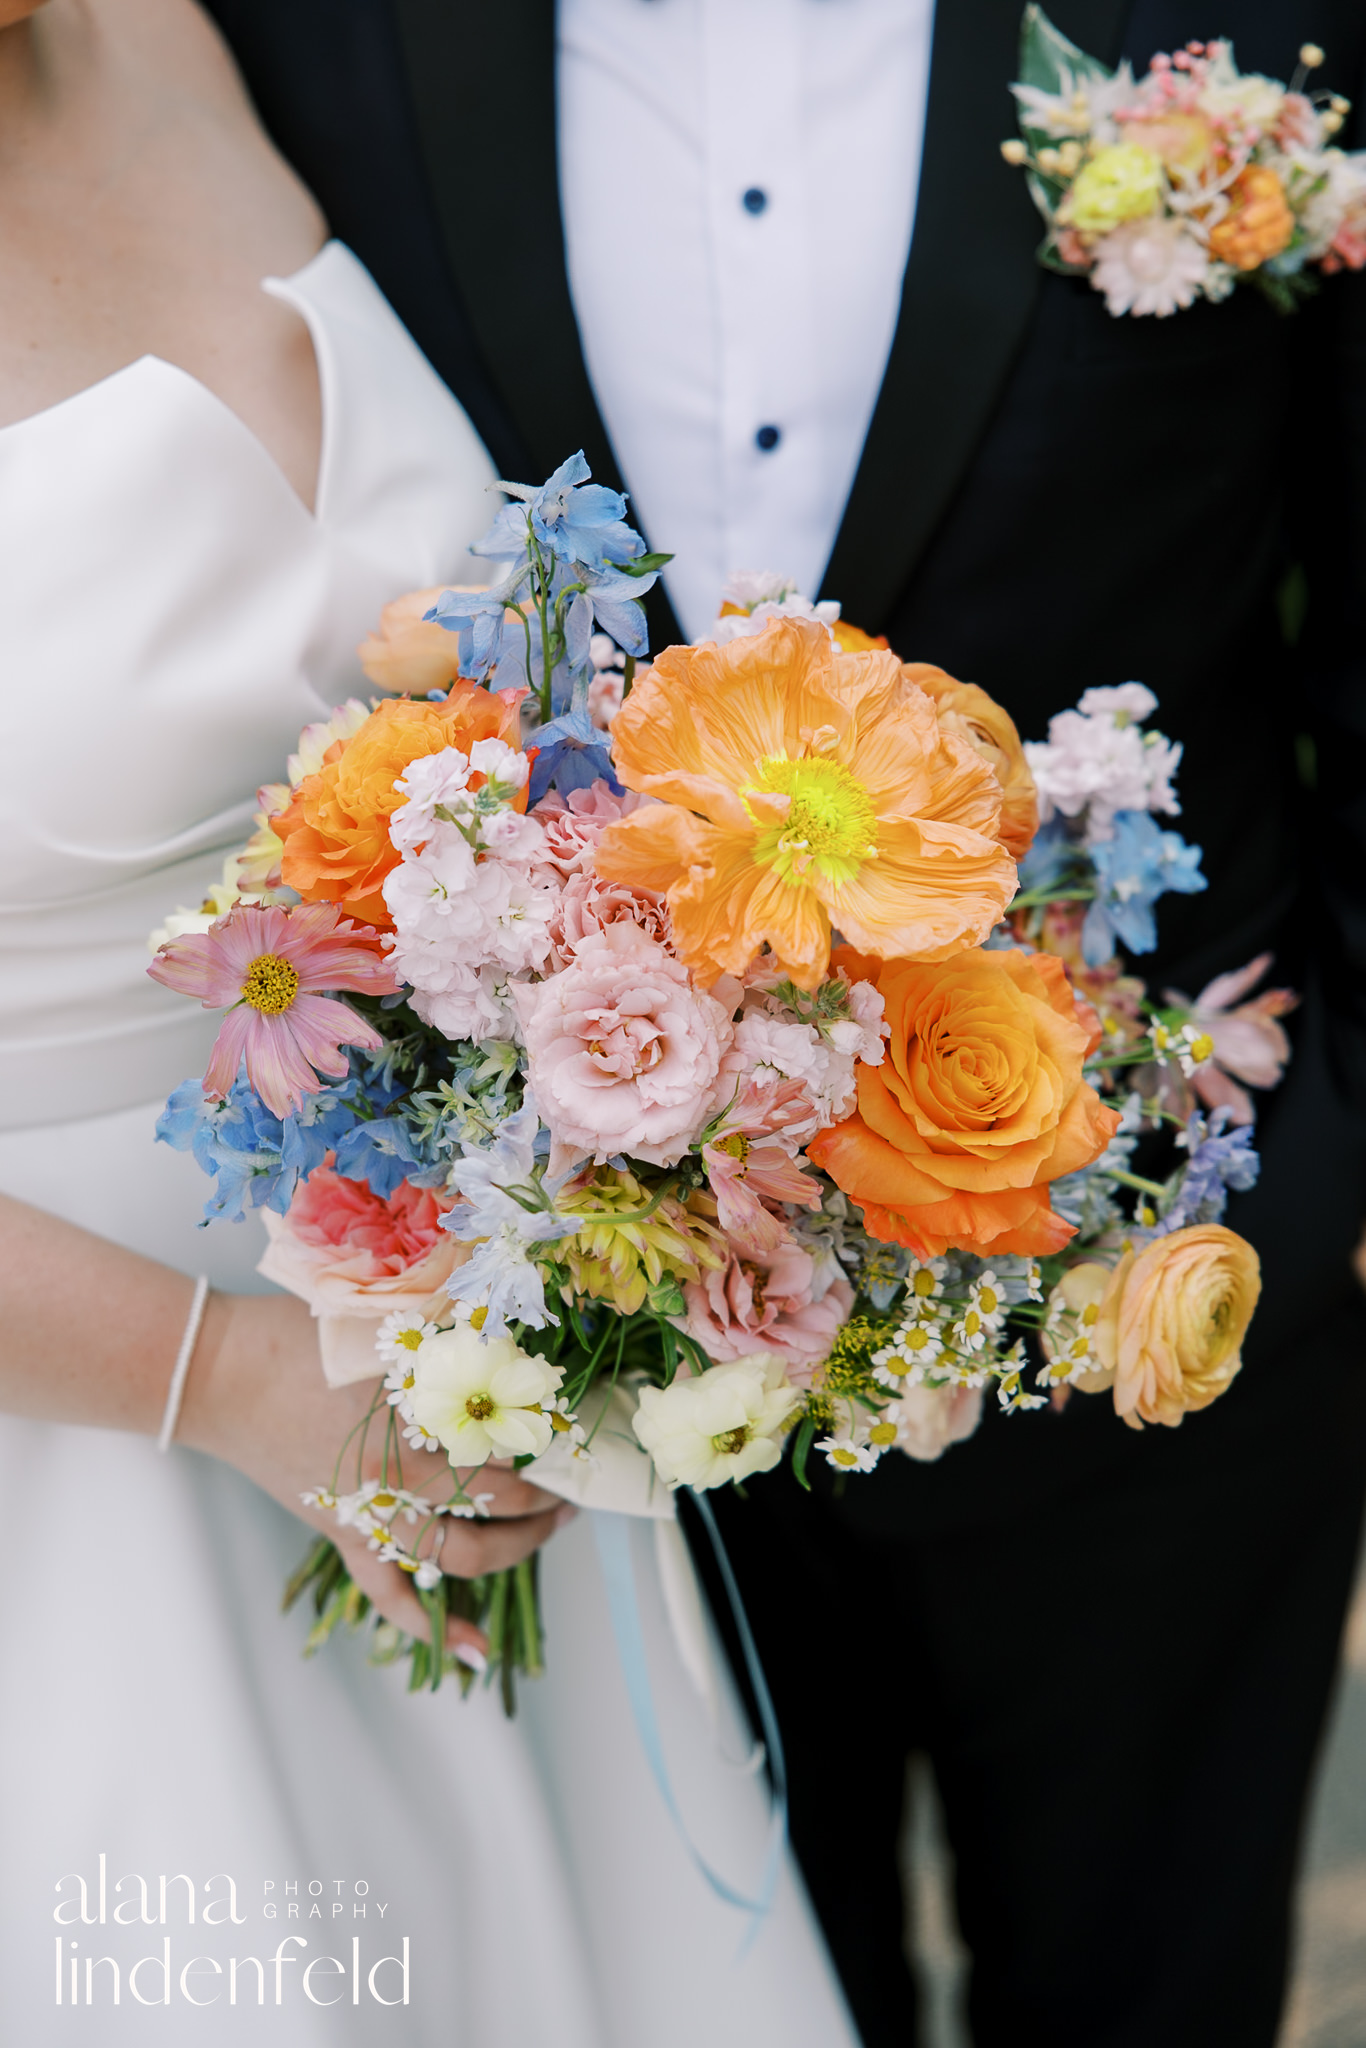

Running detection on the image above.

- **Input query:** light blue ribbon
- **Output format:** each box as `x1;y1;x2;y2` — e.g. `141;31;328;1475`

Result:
592;1500;787;1951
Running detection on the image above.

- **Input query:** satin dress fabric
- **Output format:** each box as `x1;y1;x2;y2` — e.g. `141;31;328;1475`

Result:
0;243;857;2044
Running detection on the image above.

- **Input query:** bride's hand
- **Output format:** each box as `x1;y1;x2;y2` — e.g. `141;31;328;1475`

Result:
180;1291;569;1660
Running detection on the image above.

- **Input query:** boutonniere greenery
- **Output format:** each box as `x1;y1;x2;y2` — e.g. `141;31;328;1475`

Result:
1002;4;1365;315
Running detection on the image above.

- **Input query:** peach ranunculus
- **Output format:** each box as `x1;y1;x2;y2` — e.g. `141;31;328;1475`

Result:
592;618;1017;991
258;1161;470;1385
808;945;1119;1258
274;684;524;928
902;662;1039;863
1077;1225;1261;1428
1207;165;1294;270
357;586;468;696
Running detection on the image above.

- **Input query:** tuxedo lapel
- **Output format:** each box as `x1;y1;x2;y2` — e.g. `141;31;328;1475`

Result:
391;0;683;643
392;0;620;490
821;0;1132;631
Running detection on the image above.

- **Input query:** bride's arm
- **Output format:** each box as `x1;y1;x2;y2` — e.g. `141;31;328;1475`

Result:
0;1193;566;1654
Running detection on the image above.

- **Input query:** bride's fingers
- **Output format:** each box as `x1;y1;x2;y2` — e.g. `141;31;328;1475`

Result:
333;1529;488;1663
439;1501;566;1577
452;1462;562;1518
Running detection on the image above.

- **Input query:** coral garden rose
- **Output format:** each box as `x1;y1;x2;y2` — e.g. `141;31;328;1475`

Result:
592;617;1017;991
547;868;671;965
513;923;733;1172
678;1240;854;1380
903;662;1039;862
808;945;1119;1258
258;1162;470;1384
533;779;640;876
1081;1224;1261;1428
274;683;524;928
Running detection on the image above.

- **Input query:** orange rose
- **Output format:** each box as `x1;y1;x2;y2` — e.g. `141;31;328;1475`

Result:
1207;165;1294;270
903;662;1039;862
275;684;523;927
357;586;466;696
808;946;1118;1258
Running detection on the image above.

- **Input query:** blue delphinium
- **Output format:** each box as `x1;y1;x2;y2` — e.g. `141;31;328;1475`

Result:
1081;810;1206;965
423;454;664;792
1153;1109;1260;1235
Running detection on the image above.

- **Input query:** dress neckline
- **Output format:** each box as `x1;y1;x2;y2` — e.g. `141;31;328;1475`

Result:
0;240;337;523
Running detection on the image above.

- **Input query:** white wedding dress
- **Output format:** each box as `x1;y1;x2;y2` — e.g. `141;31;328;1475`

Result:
0;244;857;2045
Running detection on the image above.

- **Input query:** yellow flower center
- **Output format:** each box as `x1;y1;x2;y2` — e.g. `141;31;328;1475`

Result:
465;1394;495;1421
397;1328;424;1352
978;1287;1000;1316
868;1422;898;1446
905;1327;933;1353
715;1132;749;1162
829;1445;862;1468
713;1425;752;1456
241;953;300;1014
746;753;877;889
912;1270;938;1297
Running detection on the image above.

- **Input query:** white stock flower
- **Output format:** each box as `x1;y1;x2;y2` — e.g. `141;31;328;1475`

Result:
408;1323;565;1464
701;572;842;648
1024;689;1181;841
632;1357;800;1491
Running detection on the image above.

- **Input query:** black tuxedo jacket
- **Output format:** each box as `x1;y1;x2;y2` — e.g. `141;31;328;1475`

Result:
206;0;1366;1370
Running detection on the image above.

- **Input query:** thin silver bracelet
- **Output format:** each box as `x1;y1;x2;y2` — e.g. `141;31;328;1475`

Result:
157;1275;210;1453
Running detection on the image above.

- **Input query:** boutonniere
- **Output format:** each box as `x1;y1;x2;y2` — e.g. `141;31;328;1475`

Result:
1001;4;1366;316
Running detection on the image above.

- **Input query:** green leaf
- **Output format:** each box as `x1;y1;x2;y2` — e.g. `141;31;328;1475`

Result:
1018;4;1112;98
614;551;674;577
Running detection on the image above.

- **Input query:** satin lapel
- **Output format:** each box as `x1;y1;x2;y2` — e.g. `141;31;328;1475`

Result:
392;0;620;490
821;0;1132;630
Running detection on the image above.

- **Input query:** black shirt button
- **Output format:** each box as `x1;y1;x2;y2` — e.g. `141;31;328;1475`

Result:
755;424;781;452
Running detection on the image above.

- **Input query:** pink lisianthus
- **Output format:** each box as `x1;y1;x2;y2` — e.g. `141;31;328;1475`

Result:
678;1241;853;1384
148;901;396;1118
513;924;733;1173
703;1076;822;1255
532;779;641;877
548;867;671;965
1165;953;1298;1125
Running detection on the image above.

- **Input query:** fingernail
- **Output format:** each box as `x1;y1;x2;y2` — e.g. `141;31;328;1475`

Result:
451;1639;487;1673
554;1503;578;1530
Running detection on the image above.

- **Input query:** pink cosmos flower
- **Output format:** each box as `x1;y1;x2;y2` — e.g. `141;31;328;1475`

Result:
513;924;733;1173
703;1077;821;1254
1165;953;1298;1126
678;1242;853;1384
532;779;641;876
149;901;396;1117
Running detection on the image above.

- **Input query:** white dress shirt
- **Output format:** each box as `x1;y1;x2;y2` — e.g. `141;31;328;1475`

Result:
558;0;935;639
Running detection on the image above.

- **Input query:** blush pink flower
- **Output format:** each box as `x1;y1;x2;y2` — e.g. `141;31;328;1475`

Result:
678;1242;853;1383
548;868;672;965
703;1076;821;1254
1165;953;1298;1125
148;901;395;1117
532;779;642;878
513;924;733;1173
260;1162;467;1313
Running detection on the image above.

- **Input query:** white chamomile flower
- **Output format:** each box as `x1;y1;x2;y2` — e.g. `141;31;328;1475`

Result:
448;1491;496;1521
1149;1019;1214;1077
967;1271;1008;1333
401;1418;445;1454
377;1310;440;1372
300;1486;338;1512
904;1257;948;1306
546;1395;594;1460
816;1436;881;1473
872;1317;943;1387
996;1366;1048;1414
410;1557;444;1592
1025;1261;1044;1303
951;1303;991;1354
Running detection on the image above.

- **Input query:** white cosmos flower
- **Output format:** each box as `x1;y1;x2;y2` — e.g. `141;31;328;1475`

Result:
408;1324;564;1464
1092;217;1209;318
632;1356;800;1491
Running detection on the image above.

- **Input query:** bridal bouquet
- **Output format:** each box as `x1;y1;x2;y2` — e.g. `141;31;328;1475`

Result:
149;457;1279;1702
1003;5;1366;315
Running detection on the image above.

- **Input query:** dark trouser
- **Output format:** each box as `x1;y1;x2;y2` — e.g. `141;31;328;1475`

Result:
694;1298;1366;2048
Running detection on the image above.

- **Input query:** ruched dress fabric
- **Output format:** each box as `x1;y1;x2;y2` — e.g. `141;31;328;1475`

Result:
0;244;857;2045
